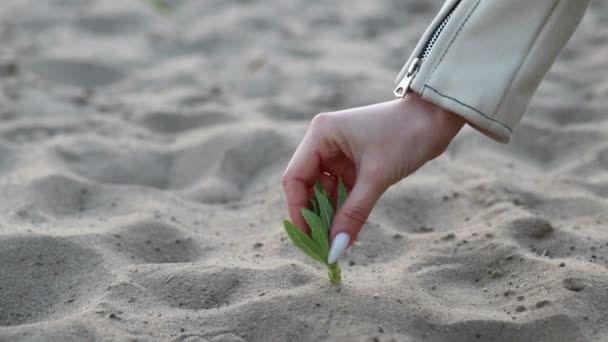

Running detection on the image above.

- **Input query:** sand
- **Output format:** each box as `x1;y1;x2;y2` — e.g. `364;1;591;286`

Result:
0;0;607;341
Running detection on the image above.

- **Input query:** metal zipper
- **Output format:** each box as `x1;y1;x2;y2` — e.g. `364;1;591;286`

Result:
394;1;461;98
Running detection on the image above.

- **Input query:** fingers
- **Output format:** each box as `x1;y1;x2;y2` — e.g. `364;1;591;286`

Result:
283;177;311;235
319;158;356;207
282;136;321;235
327;166;388;264
320;157;356;188
283;113;342;234
317;171;337;196
329;175;386;242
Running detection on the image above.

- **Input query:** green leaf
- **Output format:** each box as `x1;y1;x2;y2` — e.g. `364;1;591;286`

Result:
314;186;335;232
309;196;319;215
314;182;329;201
283;220;325;264
282;177;350;285
301;208;330;258
337;177;348;210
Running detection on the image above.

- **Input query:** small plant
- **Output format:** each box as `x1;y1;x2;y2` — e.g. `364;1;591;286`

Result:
283;177;348;285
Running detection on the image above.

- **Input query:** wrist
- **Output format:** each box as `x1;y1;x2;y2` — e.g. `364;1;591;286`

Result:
404;91;465;157
406;91;465;131
434;103;466;138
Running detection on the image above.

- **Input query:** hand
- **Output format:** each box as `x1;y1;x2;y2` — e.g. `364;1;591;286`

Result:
282;92;465;263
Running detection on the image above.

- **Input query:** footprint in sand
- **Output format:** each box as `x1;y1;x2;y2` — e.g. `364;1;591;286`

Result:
174;129;293;203
56;137;172;189
106;220;202;264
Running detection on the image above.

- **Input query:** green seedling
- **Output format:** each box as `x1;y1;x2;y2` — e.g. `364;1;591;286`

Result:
283;177;349;285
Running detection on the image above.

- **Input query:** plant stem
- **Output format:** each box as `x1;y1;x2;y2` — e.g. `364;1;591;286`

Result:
328;263;341;285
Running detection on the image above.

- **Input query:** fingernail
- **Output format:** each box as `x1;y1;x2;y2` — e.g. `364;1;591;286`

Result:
328;232;350;264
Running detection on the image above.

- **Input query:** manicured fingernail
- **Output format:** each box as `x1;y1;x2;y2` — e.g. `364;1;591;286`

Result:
328;232;350;264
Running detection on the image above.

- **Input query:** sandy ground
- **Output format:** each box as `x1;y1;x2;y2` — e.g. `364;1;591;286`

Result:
0;0;607;341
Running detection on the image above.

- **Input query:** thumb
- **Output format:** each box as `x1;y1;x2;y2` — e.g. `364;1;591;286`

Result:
327;177;385;264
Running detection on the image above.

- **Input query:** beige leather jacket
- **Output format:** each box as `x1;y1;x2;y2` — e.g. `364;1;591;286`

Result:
394;0;590;143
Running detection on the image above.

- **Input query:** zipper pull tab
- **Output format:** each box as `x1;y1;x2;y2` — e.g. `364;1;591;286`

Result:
393;57;421;98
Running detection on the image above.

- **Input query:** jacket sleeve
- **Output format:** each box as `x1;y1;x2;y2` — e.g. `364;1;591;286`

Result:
393;0;590;143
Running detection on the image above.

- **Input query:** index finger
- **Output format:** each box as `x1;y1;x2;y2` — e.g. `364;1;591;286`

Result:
282;134;320;235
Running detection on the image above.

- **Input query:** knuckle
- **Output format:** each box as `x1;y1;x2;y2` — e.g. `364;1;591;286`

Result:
281;173;293;188
342;204;369;226
310;112;334;132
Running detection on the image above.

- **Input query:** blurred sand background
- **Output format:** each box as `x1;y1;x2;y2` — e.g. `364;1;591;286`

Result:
0;0;608;341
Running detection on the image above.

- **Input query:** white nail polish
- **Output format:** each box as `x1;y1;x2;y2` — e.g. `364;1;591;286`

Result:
328;232;350;264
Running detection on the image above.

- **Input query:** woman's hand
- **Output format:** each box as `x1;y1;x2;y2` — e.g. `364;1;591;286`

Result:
282;92;465;263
